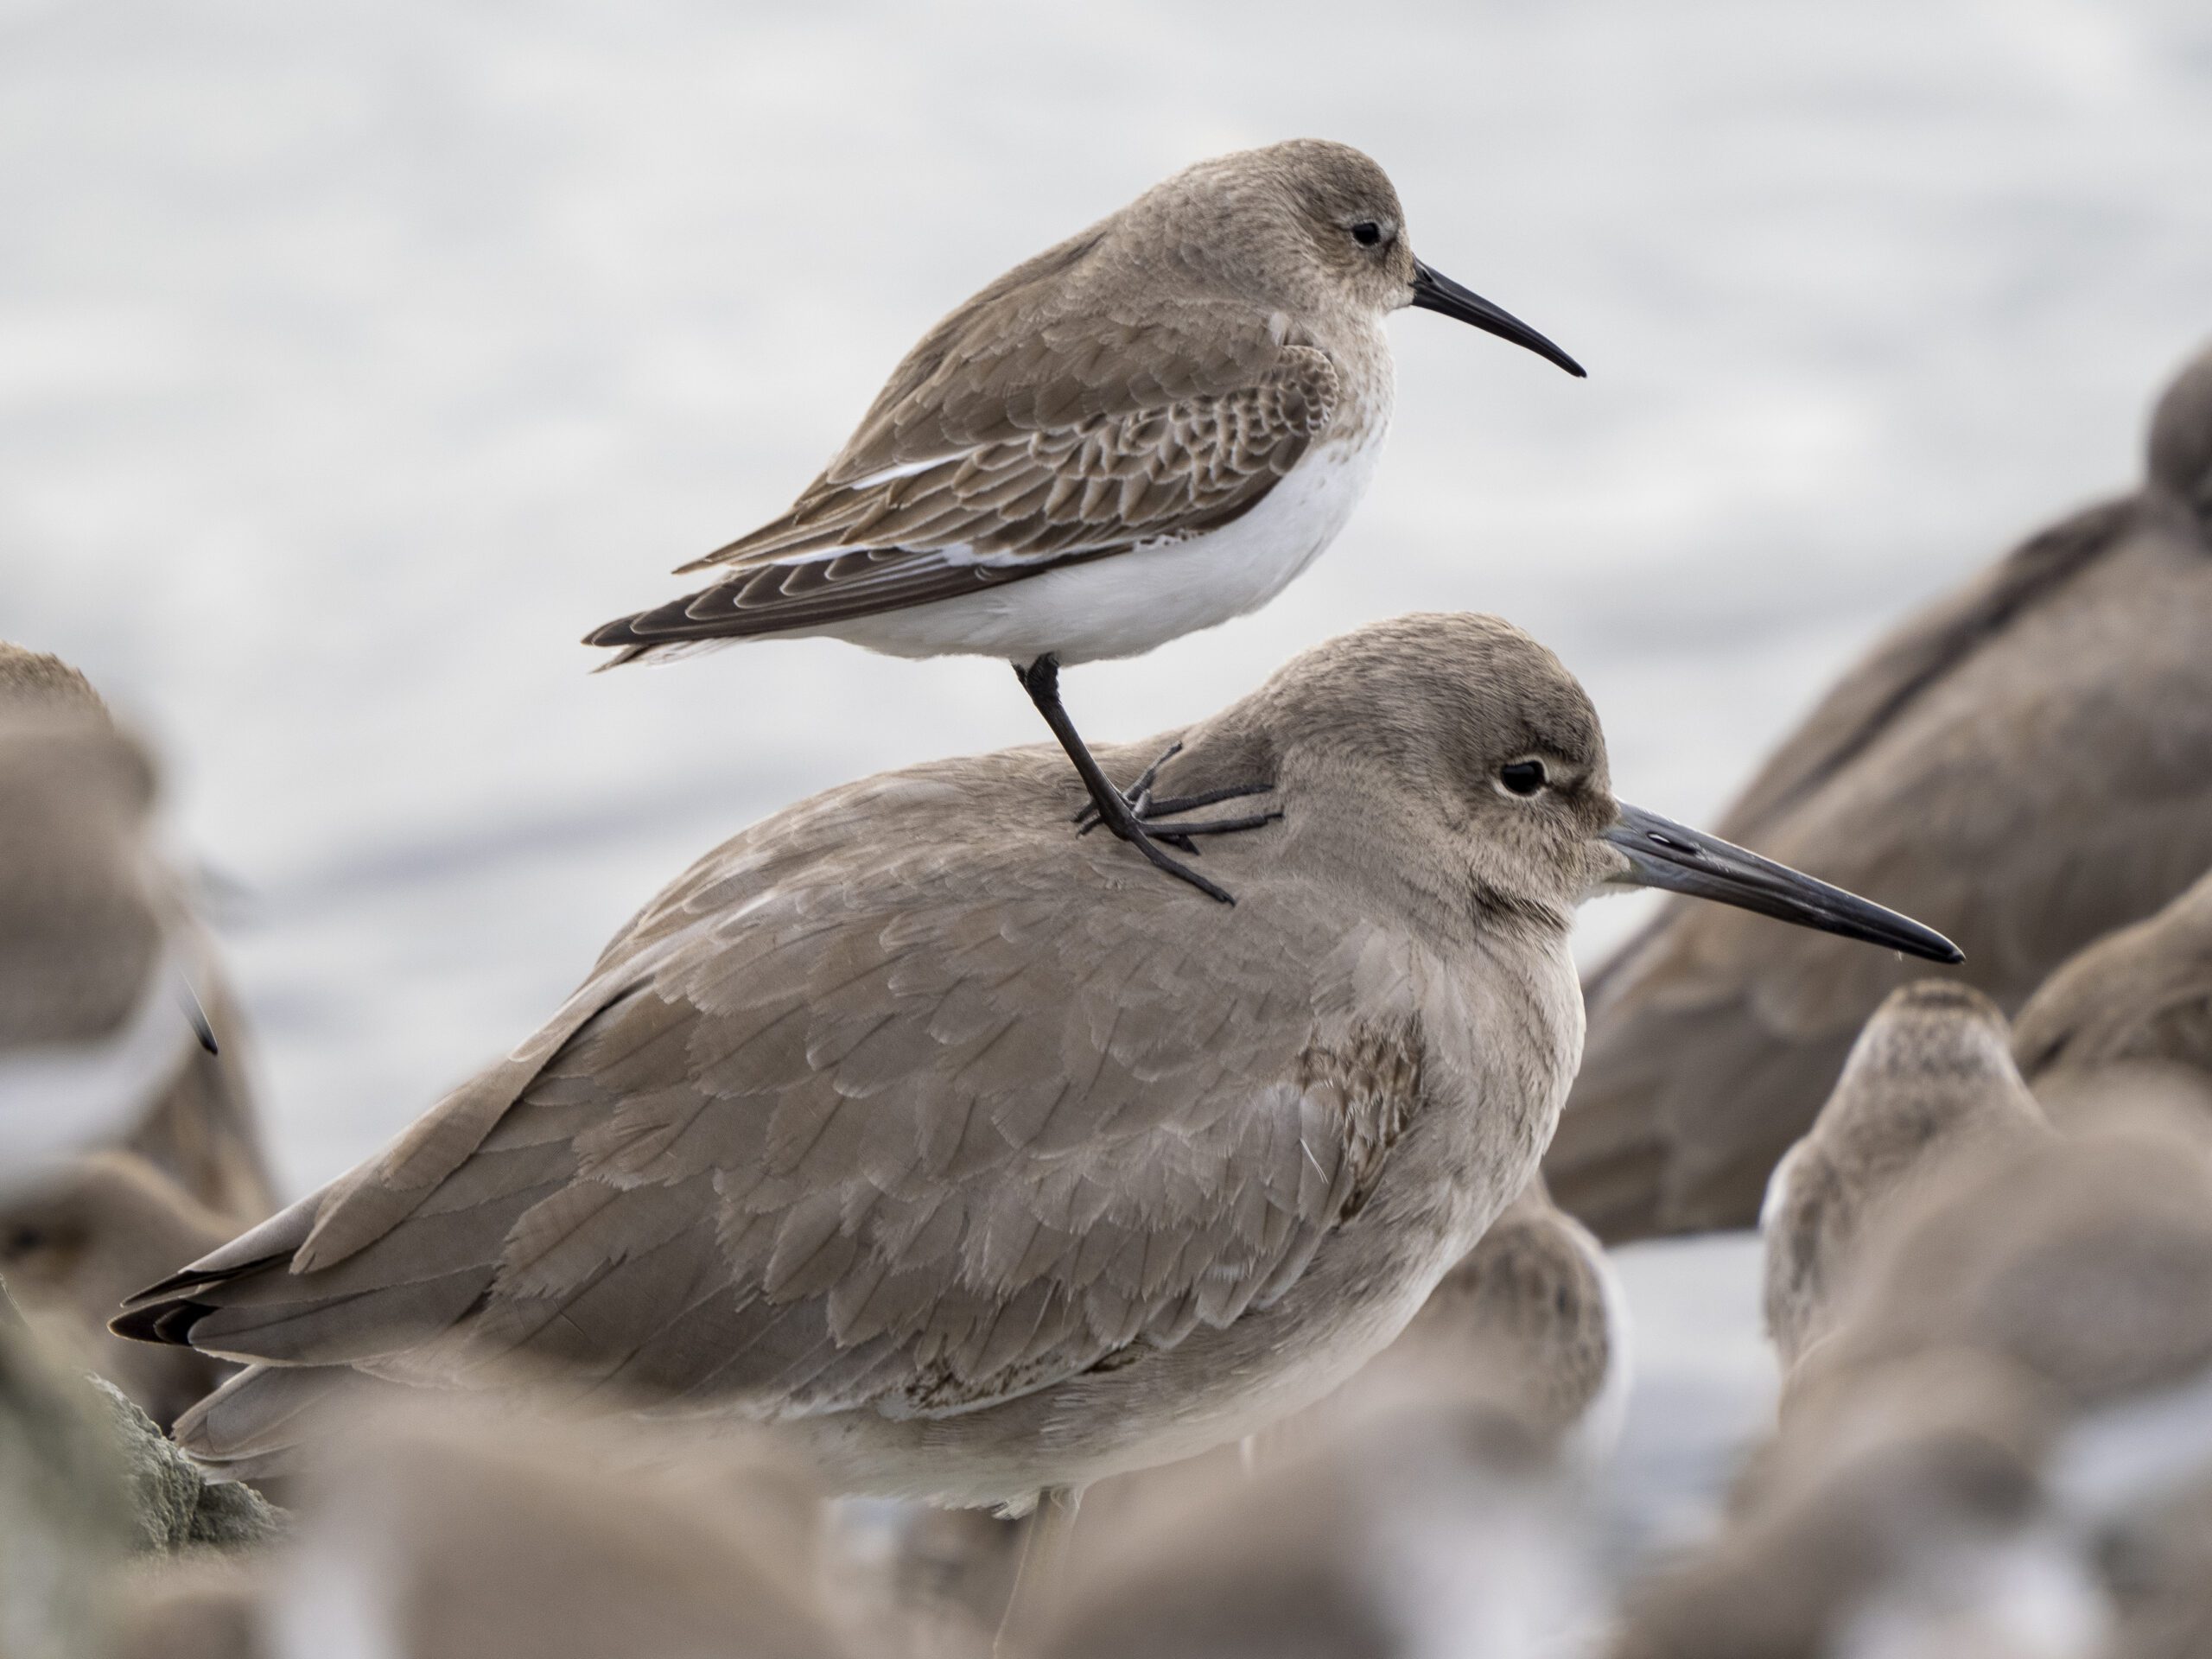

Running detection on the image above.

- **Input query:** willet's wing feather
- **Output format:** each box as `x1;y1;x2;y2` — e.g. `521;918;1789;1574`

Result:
128;760;1433;1425
1549;509;2212;1240
587;313;1339;652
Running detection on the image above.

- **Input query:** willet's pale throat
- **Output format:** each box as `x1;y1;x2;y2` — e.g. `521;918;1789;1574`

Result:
586;140;1584;903
1547;338;2212;1243
0;644;275;1224
116;614;1955;1645
1760;981;2049;1374
2012;863;2212;1127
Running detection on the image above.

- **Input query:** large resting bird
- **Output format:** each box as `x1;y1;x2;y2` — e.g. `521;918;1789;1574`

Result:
1545;340;2212;1240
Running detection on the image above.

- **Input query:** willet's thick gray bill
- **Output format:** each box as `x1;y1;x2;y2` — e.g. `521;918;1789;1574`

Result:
1547;338;2212;1243
115;615;1952;1643
586;139;1583;902
1760;982;2049;1374
0;644;275;1224
2012;863;2212;1127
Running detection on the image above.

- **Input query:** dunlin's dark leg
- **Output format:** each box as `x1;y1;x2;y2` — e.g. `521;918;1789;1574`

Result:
1015;658;1280;906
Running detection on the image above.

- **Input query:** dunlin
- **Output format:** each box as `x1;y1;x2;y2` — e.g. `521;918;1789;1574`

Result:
0;644;274;1222
118;614;1952;1645
1547;338;2212;1241
2012;864;2212;1126
1760;982;2048;1373
1793;1116;2212;1422
587;140;1584;902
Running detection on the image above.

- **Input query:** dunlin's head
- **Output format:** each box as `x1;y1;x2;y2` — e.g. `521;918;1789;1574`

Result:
1122;140;1584;376
2147;339;2212;524
1226;614;1959;960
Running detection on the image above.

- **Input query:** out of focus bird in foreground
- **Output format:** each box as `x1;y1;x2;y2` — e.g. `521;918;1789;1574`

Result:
1760;981;2048;1374
588;140;1584;902
114;614;1953;1653
0;644;274;1224
1547;340;2212;1241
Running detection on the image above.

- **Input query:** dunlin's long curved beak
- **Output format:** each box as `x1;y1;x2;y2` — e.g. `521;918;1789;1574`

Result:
1604;803;1963;963
1408;261;1586;378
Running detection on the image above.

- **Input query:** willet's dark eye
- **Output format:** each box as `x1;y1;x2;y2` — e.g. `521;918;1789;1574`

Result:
1498;760;1548;797
1351;221;1382;247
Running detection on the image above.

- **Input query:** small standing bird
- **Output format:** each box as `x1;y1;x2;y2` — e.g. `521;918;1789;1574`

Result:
1760;982;2049;1374
587;140;1584;902
2012;864;2212;1127
1547;338;2212;1241
0;644;275;1224
117;614;1953;1651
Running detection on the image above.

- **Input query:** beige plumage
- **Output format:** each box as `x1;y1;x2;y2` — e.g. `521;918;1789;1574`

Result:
2012;863;2212;1126
116;1402;846;1659
1760;982;2049;1374
116;611;1948;1532
1609;1347;2100;1659
1299;1170;1627;1456
1547;338;2212;1240
0;643;275;1224
0;1149;237;1429
1791;1115;2212;1421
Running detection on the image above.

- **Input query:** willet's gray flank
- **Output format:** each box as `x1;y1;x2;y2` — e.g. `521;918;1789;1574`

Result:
587;140;1583;901
1548;340;2212;1242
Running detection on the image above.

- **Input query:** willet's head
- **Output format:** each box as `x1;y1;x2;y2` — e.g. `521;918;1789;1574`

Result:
2148;339;2212;524
1122;140;1583;376
1231;613;1960;963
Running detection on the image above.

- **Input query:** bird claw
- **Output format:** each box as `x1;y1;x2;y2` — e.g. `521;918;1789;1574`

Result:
1072;741;1281;841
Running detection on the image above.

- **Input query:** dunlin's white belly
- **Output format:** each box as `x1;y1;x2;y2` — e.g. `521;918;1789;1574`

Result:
819;415;1390;667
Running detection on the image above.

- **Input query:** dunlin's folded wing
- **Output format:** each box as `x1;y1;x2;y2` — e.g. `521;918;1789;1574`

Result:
124;765;1435;1439
2012;867;2212;1084
587;302;1339;657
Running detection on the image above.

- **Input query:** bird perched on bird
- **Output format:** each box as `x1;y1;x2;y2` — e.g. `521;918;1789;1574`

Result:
587;140;1585;903
1547;338;2212;1242
2012;864;2212;1128
1760;982;2049;1374
0;645;274;1224
0;1150;238;1431
117;614;1952;1647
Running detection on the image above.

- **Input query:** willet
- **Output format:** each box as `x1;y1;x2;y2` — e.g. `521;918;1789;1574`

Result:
1760;982;2048;1374
0;1150;236;1430
587;140;1584;902
1547;338;2212;1241
2012;864;2212;1127
116;614;1954;1647
0;644;275;1223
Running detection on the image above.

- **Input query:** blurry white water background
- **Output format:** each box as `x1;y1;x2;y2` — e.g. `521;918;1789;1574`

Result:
0;0;2196;1569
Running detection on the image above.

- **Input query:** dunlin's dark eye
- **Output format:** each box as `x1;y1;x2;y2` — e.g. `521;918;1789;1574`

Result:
1498;760;1548;798
1351;221;1382;247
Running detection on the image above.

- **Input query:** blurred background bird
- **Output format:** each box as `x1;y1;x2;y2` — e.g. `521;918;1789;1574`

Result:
1548;340;2212;1241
